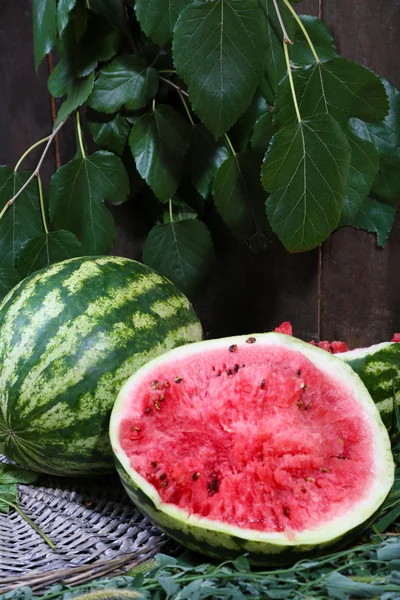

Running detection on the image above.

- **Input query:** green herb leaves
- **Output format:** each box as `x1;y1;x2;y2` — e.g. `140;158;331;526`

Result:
88;56;159;113
262;115;351;251
0;168;43;268
143;218;215;297
173;0;267;138
49;151;129;254
16;0;399;299
0;464;38;514
274;58;389;128
135;0;192;46
129;105;190;202
33;0;57;69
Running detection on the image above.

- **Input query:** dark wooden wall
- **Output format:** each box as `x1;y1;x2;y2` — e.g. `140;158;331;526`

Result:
1;0;399;347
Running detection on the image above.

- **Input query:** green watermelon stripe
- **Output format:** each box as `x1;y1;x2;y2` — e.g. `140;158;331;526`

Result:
0;256;203;476
340;342;400;430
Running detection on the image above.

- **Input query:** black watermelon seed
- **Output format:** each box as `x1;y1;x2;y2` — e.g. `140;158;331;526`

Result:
229;344;237;352
246;337;256;344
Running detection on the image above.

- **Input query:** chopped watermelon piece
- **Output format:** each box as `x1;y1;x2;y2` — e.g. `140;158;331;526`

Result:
274;322;293;335
274;322;349;354
391;333;400;342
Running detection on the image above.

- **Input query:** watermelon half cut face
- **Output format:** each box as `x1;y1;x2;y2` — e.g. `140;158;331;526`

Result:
110;333;394;565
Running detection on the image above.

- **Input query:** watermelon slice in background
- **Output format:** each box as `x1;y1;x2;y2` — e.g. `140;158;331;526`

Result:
110;332;394;565
274;321;400;430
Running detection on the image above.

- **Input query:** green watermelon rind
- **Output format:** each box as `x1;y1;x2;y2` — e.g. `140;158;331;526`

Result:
340;342;400;430
0;256;203;477
110;333;394;565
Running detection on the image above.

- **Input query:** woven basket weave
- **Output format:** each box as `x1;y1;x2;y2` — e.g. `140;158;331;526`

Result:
0;454;170;594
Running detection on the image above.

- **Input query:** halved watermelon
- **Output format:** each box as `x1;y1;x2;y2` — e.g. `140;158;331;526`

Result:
110;333;394;565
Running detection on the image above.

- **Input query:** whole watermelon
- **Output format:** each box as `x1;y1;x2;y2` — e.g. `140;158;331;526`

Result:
0;256;202;476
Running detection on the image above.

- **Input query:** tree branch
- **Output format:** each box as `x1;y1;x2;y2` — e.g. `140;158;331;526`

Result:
272;0;293;44
6;120;67;208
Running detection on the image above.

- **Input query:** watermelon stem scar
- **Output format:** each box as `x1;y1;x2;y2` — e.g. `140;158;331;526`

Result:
110;333;394;565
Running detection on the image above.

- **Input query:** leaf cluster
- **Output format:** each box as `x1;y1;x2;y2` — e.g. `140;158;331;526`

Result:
1;0;399;299
4;532;400;599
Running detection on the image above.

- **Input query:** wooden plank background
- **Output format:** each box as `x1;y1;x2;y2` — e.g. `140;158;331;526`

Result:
0;0;399;346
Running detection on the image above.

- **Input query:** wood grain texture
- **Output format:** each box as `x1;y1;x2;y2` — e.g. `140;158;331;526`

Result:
319;0;400;347
0;0;54;182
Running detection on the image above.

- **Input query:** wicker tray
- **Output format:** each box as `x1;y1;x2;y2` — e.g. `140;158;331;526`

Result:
0;455;170;594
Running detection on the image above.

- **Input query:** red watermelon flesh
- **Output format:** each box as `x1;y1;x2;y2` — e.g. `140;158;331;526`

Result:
118;340;377;535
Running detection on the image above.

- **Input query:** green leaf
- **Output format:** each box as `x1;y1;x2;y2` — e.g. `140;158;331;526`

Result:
33;0;57;69
251;111;275;152
0;463;39;485
135;0;192;46
324;572;381;599
341;196;396;247
173;0;267;138
290;15;337;66
0;268;21;300
142;218;215;298
342;133;380;219
88;114;131;156
49;151;129;254
67;15;121;78
0;484;18;514
55;72;95;126
163;198;197;223
261;115;351;252
88;55;159;114
213;150;269;241
349;79;400;204
129;105;191;202
0;168;43;267
57;0;77;34
228;92;269;152
258;0;293;96
186;124;230;199
17;231;83;278
88;0;127;31
274;57;389;128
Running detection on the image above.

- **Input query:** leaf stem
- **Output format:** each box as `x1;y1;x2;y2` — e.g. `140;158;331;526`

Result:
177;89;195;125
160;76;189;98
0;119;67;217
37;173;49;235
14;137;50;172
76;110;86;159
283;42;302;123
0;498;56;549
282;0;320;62
272;0;293;43
169;199;174;223
224;133;236;156
159;70;177;74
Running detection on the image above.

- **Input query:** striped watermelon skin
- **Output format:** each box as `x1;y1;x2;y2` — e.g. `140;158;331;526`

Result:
0;256;202;476
114;455;384;567
341;342;400;430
